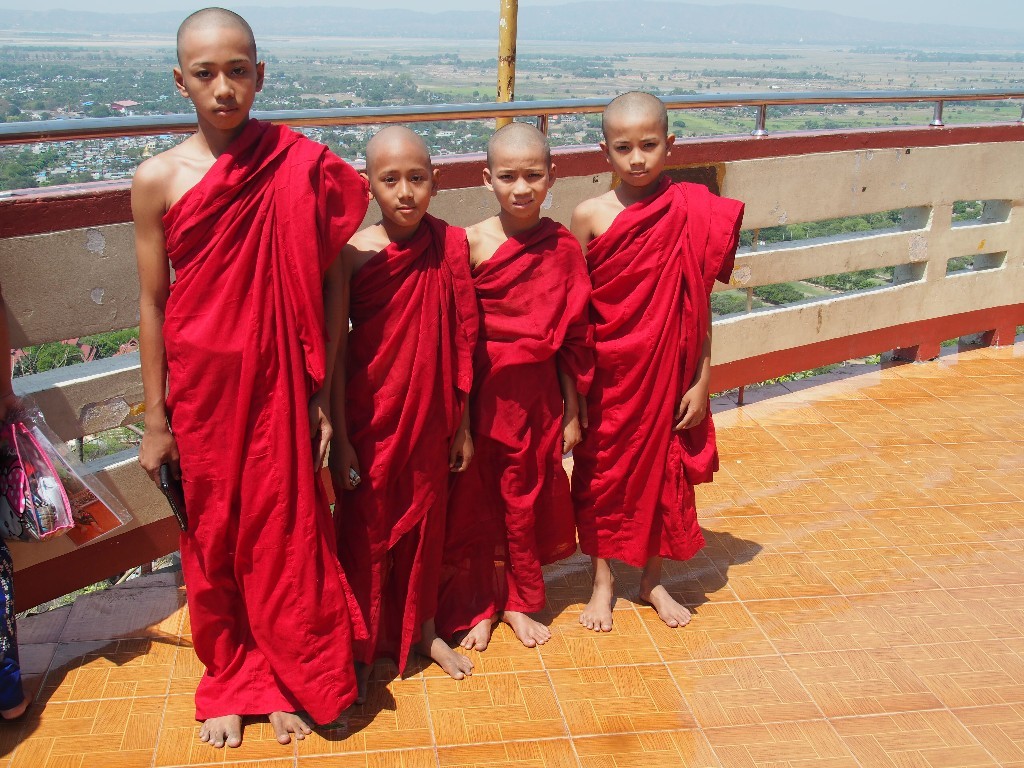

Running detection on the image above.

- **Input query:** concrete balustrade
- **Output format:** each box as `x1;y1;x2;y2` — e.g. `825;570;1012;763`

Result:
1;122;1022;608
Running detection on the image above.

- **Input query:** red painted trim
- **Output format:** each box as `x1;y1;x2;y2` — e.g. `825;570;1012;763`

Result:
13;515;181;612
3;124;1020;238
710;303;1024;392
0;182;132;239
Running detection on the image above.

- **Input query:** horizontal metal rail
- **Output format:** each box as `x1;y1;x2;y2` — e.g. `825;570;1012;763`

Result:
1;89;1022;145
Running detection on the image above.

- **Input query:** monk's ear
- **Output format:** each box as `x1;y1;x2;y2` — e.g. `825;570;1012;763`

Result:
547;162;557;187
359;172;372;200
482;166;494;191
173;67;190;100
431;167;441;197
599;140;610;162
255;60;266;93
666;133;676;149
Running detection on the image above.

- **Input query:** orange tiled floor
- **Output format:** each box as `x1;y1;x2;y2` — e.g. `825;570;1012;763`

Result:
3;342;1024;767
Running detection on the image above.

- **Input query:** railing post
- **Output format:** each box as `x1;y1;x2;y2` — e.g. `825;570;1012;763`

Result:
537;114;549;135
751;104;768;137
495;0;518;130
930;100;945;127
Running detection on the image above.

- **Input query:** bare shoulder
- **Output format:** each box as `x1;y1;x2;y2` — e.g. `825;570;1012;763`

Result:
131;152;175;210
133;136;216;216
466;217;503;268
345;225;389;274
572;190;623;244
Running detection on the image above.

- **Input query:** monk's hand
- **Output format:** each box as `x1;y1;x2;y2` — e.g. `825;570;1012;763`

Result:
562;411;583;455
308;394;332;469
674;384;709;431
139;424;180;483
449;427;473;472
578;395;589;430
329;438;361;492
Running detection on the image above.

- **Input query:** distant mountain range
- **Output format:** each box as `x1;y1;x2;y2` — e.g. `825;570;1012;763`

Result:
0;2;1019;49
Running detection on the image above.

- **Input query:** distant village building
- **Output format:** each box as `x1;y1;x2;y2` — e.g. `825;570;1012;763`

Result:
110;100;140;114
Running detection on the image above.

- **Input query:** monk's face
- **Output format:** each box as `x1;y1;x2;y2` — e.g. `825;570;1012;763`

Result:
483;145;555;224
601;112;675;190
174;24;264;132
365;138;438;232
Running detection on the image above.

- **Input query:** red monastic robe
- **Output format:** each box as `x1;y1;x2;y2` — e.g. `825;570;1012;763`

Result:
162;120;368;724
571;178;743;568
335;214;478;672
437;218;594;638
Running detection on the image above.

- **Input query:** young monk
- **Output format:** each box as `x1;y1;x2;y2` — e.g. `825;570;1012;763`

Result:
436;123;594;650
570;92;744;632
134;8;368;749
330;126;478;690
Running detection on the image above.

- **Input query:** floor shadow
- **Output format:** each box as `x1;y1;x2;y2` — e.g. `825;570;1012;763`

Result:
682;527;763;612
314;658;399;742
1;632;190;758
540;528;763;624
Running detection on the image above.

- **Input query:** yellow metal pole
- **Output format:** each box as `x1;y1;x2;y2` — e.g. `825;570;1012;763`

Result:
496;0;518;129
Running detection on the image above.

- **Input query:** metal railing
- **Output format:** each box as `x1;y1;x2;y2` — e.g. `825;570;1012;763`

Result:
1;89;1022;145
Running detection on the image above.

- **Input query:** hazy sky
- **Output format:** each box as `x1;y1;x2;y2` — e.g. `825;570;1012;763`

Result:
0;0;1021;31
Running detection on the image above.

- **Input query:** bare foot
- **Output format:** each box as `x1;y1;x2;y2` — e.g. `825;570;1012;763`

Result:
269;711;311;744
0;694;28;720
354;660;371;705
420;618;474;680
423;635;475;680
640;584;691;629
502;611;551;647
199;714;243;749
579;557;614;632
460;614;496;651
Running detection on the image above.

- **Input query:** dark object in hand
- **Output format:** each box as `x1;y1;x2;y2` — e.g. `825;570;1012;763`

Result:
159;463;188;531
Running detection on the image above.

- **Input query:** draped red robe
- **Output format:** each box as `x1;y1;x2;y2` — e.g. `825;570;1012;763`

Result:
335;214;477;672
162;120;368;724
571;178;744;568
437;218;594;638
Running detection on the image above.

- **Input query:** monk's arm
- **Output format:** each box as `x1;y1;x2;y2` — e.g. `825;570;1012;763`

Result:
310;255;348;469
327;252;360;491
674;320;713;431
132;163;179;481
558;366;583;454
449;400;473;472
0;285;17;421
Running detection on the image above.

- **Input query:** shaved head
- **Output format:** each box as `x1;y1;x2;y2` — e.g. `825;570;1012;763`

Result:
487;122;551;169
177;7;257;66
602;91;669;140
365;126;432;175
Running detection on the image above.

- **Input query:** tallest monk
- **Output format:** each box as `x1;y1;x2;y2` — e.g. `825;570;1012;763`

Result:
134;8;368;750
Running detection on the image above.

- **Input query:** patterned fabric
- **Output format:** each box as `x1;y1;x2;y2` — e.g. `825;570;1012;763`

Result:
0;541;23;711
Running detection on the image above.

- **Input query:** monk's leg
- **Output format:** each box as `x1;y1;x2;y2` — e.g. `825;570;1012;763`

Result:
269;711;312;744
353;661;371;705
460;614;497;652
199;715;243;749
502;558;552;648
639;555;691;628
418;618;474;680
580;556;615;632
